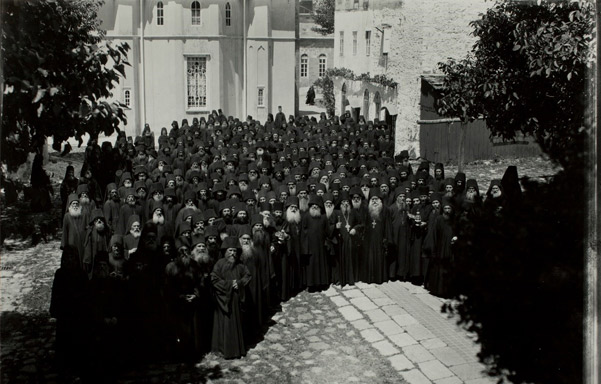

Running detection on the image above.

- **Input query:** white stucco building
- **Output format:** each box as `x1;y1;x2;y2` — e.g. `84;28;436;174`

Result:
99;0;298;137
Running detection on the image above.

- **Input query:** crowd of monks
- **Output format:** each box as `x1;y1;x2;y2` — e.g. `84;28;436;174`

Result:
52;109;518;379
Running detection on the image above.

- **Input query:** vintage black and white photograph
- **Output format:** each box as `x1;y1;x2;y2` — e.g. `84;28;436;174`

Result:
0;0;599;383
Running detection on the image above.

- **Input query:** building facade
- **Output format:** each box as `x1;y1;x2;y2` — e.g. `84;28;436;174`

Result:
333;0;490;157
298;1;334;105
98;0;298;137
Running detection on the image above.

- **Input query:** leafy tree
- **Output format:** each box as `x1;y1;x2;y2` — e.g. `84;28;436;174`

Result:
435;2;593;383
312;0;335;35
1;0;130;171
437;0;595;169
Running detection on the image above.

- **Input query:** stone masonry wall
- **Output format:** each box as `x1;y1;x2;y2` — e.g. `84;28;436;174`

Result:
371;0;489;157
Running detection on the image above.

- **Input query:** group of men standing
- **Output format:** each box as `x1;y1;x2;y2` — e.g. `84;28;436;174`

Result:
52;109;515;379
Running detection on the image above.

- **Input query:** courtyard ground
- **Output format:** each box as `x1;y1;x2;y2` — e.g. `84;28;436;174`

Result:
0;152;559;383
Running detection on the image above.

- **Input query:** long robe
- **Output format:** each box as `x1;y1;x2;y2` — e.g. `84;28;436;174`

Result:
389;204;410;279
335;209;363;286
361;208;392;284
408;206;428;282
301;213;332;287
241;248;263;341
61;213;89;267
428;215;454;297
164;258;202;360
211;258;251;359
103;199;121;235
82;228;110;279
283;220;303;292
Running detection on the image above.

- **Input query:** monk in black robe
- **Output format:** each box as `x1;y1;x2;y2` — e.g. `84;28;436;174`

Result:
61;194;89;268
211;237;251;359
335;192;363;286
301;195;332;290
361;191;393;284
389;189;411;280
428;198;456;297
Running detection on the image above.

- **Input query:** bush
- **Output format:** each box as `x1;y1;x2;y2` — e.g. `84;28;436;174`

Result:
445;169;584;384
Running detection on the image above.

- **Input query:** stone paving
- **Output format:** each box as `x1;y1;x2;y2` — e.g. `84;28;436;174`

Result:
326;282;498;384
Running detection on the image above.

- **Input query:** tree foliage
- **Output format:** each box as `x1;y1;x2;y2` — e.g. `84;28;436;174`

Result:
312;0;335;35
1;0;130;171
437;0;595;168
436;2;593;383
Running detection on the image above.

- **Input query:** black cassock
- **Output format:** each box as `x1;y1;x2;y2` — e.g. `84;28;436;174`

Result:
361;208;392;284
389;204;411;280
211;258;251;359
335;209;363;286
428;215;454;297
301;214;333;287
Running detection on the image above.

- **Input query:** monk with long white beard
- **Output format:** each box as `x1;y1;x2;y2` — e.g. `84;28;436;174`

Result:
123;215;141;259
238;228;263;342
361;191;392;284
277;197;300;298
301;195;332;290
189;236;214;355
61;194;88;268
211;237;251;359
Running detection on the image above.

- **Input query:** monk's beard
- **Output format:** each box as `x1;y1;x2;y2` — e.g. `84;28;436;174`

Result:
111;195;120;202
325;206;334;219
309;206;322;218
396;201;406;211
253;229;267;248
239;184;248;192
240;244;254;261
192;248;210;264
223;214;233;225
465;191;476;202
299;197;309;212
152;212;165;225
340;204;350;216
68;205;82;217
362;189;370;199
180;255;191;267
285;208;301;224
130;229;141;238
352;200;362;210
79;197;90;205
234;216;249;225
368;202;383;221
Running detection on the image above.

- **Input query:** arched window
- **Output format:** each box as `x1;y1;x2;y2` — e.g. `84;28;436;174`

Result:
374;91;381;120
191;1;201;25
157;2;164;25
318;54;327;77
363;0;369;10
341;83;347;115
225;3;231;26
300;54;308;78
363;89;370;119
353;0;359;10
124;89;131;107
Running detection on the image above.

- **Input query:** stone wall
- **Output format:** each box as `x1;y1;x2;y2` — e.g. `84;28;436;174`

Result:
299;41;334;88
333;0;489;157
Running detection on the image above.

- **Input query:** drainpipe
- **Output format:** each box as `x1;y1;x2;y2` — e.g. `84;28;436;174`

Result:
243;0;247;118
138;0;146;136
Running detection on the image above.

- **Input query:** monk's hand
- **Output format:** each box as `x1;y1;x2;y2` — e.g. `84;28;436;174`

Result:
349;228;357;236
335;222;341;229
232;280;238;290
451;236;458;244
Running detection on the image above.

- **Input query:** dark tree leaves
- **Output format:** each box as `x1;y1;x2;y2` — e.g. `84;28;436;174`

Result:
436;0;594;169
312;0;335;35
1;0;130;171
